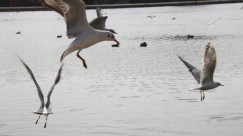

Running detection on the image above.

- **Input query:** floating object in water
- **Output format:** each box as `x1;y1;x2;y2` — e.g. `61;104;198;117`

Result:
187;35;194;39
112;43;119;47
140;42;147;47
57;35;62;38
147;15;156;19
172;17;176;20
177;43;223;101
16;31;21;34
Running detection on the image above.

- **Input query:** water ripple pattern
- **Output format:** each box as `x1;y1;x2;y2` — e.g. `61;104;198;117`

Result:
0;3;243;136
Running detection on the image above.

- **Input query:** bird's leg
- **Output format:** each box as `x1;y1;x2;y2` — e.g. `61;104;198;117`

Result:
200;91;203;101
44;115;48;128
76;50;87;69
202;91;205;100
35;115;41;124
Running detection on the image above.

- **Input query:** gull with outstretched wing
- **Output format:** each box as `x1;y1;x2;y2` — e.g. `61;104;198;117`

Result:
40;0;119;68
19;57;63;128
89;7;117;34
178;43;223;101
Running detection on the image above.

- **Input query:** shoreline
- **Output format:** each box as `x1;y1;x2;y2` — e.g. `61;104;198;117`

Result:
0;0;242;12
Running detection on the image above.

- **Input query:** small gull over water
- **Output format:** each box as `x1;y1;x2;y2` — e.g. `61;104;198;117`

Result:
178;43;223;101
197;16;223;28
19;57;63;128
89;7;117;34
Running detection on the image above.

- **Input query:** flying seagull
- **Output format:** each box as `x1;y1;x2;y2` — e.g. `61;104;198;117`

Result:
40;0;119;68
178;43;223;101
19;57;63;128
197;16;223;28
89;7;117;34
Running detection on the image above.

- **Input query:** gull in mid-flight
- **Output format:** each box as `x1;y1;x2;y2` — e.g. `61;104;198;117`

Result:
19;57;63;128
178;43;223;101
197;16;223;28
89;7;117;34
40;0;119;68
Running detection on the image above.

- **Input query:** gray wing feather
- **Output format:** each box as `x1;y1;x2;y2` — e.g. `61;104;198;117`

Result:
96;7;106;17
178;55;201;84
96;7;101;17
89;16;107;30
18;57;45;106
41;0;93;38
46;64;64;108
201;43;216;84
40;0;64;16
211;16;223;25
91;7;117;34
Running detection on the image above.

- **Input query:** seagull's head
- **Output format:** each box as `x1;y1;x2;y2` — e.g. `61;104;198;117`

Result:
105;32;119;45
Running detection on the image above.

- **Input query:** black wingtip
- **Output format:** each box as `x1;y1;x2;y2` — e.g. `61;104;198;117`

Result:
60;51;66;62
177;54;183;61
17;56;31;72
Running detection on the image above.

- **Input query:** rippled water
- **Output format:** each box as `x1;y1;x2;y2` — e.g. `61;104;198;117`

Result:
0;3;243;136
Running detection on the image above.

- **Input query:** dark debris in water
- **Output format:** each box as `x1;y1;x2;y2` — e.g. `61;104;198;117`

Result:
140;42;147;47
161;35;216;41
131;35;218;42
57;35;62;38
209;116;243;122
112;43;119;47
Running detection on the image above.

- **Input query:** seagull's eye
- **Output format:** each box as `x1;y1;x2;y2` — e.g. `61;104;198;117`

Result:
108;35;110;37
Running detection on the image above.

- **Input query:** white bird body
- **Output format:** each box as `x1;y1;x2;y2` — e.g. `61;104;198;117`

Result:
178;43;223;101
40;0;119;68
61;29;113;60
191;82;221;91
19;57;63;128
34;105;52;115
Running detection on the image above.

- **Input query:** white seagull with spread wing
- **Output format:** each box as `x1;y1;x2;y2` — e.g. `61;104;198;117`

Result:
178;43;223;101
19;57;63;128
89;7;117;34
41;0;119;68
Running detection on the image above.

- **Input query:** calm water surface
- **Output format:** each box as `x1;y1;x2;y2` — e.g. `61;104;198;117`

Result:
0;3;243;136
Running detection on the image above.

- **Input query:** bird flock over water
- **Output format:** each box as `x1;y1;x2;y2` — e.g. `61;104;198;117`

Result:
17;0;224;128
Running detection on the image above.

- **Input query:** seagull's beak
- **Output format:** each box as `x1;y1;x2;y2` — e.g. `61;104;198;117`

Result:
221;84;224;86
114;39;120;45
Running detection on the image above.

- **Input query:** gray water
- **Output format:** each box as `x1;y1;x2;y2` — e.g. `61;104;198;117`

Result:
0;3;243;136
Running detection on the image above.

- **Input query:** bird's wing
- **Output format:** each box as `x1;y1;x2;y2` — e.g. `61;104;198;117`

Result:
89;16;108;30
178;55;201;84
197;20;211;26
96;7;106;17
46;64;63;108
211;16;223;25
200;43;217;84
41;0;93;38
96;7;102;17
18;57;45;106
40;0;64;16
